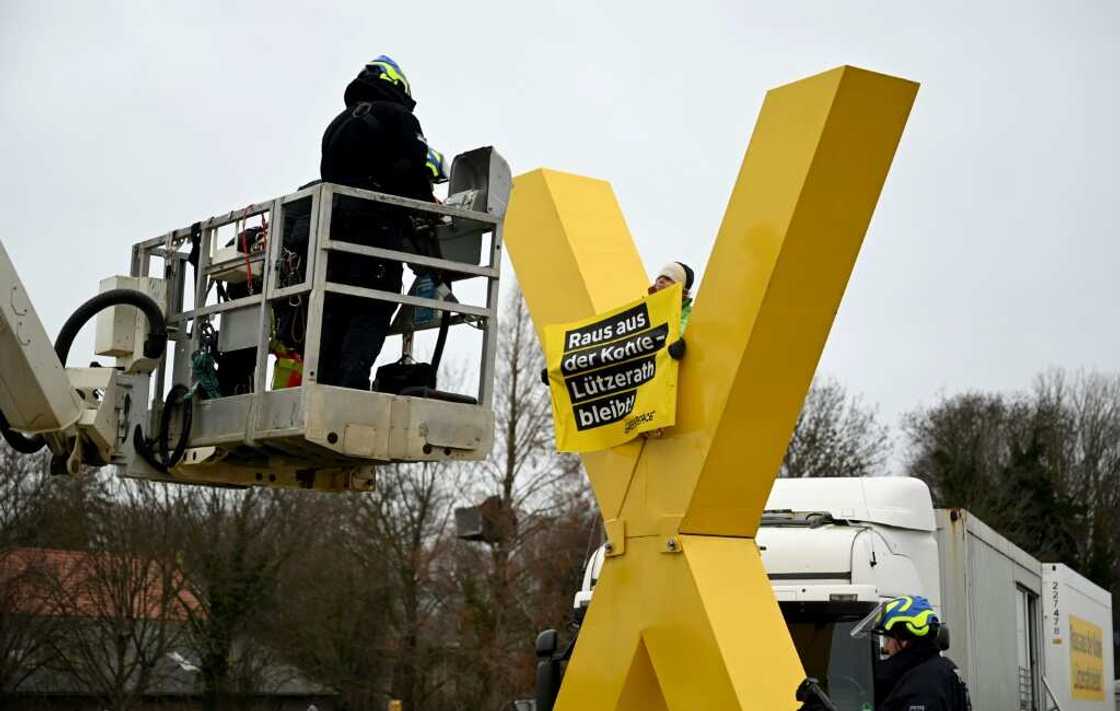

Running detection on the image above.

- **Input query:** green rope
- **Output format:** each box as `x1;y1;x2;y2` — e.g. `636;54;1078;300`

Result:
191;350;222;400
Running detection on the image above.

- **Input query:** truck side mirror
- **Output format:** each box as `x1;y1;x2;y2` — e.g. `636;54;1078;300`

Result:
535;629;564;711
573;603;587;625
536;629;560;658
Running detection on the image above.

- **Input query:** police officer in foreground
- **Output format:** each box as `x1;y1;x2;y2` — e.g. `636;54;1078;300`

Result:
859;595;972;711
316;55;447;389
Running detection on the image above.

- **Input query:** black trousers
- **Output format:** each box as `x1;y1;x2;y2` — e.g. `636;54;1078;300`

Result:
315;292;399;389
314;199;405;389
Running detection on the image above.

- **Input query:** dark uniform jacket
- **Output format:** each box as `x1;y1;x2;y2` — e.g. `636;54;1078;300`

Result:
318;67;436;292
312;66;436;388
321;69;434;201
876;641;971;711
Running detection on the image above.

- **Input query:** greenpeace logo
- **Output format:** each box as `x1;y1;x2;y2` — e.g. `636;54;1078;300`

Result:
624;410;656;434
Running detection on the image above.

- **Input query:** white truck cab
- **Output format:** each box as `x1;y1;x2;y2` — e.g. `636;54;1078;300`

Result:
758;478;942;709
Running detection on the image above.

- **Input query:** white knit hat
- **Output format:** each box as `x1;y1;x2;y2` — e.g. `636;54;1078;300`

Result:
656;262;687;288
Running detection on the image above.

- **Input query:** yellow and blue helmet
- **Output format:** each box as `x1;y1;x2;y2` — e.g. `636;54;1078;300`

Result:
365;55;412;98
851;595;940;641
425;145;449;183
876;595;939;639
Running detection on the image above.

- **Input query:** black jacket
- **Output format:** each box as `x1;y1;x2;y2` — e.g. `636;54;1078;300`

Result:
320;68;434;201
876;641;971;711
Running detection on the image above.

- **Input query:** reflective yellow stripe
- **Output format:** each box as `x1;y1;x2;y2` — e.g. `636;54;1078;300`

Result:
369;60;411;96
883;595;912;616
426;147;446;180
894;609;934;636
882;598;934;637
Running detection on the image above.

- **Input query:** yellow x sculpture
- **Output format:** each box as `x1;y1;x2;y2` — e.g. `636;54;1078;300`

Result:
504;66;917;710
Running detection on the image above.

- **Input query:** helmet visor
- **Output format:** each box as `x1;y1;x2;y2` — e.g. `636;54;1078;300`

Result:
850;599;889;639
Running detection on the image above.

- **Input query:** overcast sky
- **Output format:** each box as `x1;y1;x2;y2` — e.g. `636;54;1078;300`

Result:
2;1;1117;462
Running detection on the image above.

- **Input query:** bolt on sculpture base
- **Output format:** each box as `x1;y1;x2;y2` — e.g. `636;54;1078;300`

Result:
504;66;918;710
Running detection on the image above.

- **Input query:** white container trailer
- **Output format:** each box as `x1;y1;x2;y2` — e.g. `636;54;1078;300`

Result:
1041;563;1115;710
934;509;1047;710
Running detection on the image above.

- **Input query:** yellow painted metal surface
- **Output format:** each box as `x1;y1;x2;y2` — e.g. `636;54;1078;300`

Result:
504;170;648;333
563;535;802;708
503;65;918;710
504;170;648;521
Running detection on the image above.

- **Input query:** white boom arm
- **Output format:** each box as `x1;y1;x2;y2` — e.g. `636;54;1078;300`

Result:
0;239;82;434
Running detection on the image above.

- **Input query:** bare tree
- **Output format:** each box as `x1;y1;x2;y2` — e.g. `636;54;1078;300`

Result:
0;446;61;695
781;377;891;478
0;445;50;549
266;492;396;711
903;391;1012;507
0;552;62;696
41;477;190;711
904;369;1120;589
359;461;461;710
449;288;588;709
1031;370;1120;587
176;487;311;711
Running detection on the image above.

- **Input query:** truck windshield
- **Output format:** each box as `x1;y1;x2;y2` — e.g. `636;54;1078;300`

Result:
782;603;877;711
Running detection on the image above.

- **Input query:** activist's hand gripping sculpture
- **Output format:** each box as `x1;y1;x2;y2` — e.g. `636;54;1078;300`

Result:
503;66;918;709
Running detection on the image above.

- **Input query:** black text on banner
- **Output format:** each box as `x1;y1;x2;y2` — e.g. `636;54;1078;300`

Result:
561;324;669;377
565;355;657;404
572;389;638;431
563;302;651;351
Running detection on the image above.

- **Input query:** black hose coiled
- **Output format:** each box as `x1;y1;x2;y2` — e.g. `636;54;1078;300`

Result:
131;382;191;474
0;289;167;455
55;288;167;364
158;384;192;470
0;411;46;453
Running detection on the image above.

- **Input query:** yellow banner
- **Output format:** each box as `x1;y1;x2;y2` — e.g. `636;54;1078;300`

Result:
1069;614;1105;701
544;285;682;452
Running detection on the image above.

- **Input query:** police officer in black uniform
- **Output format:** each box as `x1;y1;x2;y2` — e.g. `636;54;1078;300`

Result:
870;595;972;711
317;55;444;389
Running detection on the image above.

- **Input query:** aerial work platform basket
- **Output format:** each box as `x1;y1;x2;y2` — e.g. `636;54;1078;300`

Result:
106;147;511;490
